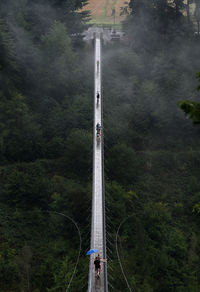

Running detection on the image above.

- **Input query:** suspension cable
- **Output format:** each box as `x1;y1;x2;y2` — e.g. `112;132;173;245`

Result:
47;211;82;292
115;216;135;292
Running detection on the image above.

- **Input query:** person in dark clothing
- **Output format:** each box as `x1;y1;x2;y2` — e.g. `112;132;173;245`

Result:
96;123;101;135
94;257;101;277
94;254;107;277
97;92;100;103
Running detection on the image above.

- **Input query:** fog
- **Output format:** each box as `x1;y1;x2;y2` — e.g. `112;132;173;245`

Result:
101;1;200;151
1;0;199;149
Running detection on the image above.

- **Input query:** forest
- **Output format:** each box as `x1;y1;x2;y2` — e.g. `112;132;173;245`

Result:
0;0;200;291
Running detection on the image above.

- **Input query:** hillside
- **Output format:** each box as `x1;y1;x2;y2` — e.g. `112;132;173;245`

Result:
82;0;128;24
1;0;200;291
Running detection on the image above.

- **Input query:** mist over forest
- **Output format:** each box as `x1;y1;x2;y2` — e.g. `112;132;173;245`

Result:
0;0;200;291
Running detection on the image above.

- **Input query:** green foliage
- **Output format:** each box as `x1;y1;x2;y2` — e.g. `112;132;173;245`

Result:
47;257;73;292
0;1;200;291
193;202;200;214
0;91;42;162
104;40;200;289
0;243;19;290
178;72;200;124
39;21;77;100
0;1;91;291
109;197;200;291
63;129;92;178
50;175;91;223
124;0;190;51
106;144;139;185
0;19;17;88
104;10;200;288
2;161;51;208
197;72;200;90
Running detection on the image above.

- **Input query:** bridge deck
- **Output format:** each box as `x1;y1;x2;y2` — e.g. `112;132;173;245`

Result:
88;36;108;292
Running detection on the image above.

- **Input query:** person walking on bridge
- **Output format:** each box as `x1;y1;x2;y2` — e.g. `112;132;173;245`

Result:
96;123;101;135
94;254;107;278
97;92;100;104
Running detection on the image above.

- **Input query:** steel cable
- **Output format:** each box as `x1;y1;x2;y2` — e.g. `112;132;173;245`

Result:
47;211;82;292
115;216;135;292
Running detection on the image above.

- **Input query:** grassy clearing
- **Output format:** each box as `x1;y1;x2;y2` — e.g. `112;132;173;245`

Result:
88;18;115;25
87;19;123;28
82;0;126;25
88;21;122;30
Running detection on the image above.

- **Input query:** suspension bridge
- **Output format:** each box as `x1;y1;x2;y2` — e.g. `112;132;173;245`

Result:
88;34;108;292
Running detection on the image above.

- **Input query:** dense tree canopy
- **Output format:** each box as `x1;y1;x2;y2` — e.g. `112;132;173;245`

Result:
1;0;200;291
103;1;200;290
124;0;191;51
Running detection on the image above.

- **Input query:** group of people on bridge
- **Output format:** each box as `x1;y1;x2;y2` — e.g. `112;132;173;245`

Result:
92;58;106;280
96;122;102;144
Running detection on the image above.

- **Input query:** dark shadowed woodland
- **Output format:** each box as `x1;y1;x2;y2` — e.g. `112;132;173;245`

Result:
1;0;200;291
